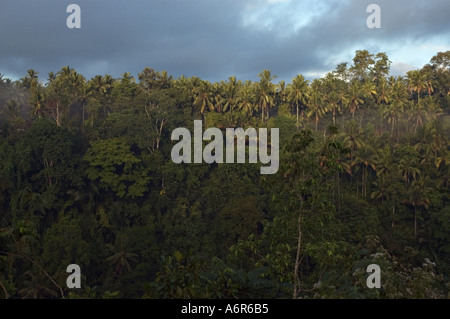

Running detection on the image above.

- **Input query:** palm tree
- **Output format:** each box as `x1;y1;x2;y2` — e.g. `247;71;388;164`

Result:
374;146;393;179
193;80;214;115
105;235;139;277
31;89;44;118
371;174;390;203
425;77;434;97
371;173;400;229
255;70;276;122
212;82;225;113
352;143;376;196
409;99;428;133
384;79;408;139
106;250;139;276
347;81;364;118
223;76;241;114
18;271;59;299
375;77;391;134
398;154;421;186
414;123;436;165
387;75;397;86
407;70;427;104
305;80;326;131
58;65;72;78
46;72;56;85
343;120;364;160
86;75;114;123
402;176;432;239
237;81;256;119
362;80;377;100
325;91;342;125
287;75;309;126
157;70;173;89
376;77;390;105
277;80;288;105
174;74;189;93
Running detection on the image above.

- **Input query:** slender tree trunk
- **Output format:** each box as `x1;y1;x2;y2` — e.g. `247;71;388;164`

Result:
391;205;395;228
54;102;61;127
296;105;299;126
293;198;303;299
0;251;65;298
0;281;9;299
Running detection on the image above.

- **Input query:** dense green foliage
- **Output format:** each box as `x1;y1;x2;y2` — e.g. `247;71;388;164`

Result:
0;50;449;299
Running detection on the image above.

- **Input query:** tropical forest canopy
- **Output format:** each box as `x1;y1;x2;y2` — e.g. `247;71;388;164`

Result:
0;50;449;299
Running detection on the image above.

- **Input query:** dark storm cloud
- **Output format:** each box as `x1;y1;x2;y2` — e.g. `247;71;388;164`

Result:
0;0;449;83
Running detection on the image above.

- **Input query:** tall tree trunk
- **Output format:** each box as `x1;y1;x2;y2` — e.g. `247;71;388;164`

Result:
293;198;303;299
55;102;61;127
391;205;395;228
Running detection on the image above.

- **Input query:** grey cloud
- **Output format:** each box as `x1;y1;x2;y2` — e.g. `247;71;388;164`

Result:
0;0;448;83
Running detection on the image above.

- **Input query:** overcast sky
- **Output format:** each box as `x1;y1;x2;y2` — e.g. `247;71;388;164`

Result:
0;0;449;83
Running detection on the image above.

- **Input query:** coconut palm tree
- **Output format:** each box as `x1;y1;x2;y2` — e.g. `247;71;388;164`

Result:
287;75;309;126
105;234;139;277
223;76;241;114
237;81;256;119
347;81;364;118
384;79;408;139
407;70;427;104
343;120;364;160
376;77;390;105
352;143;376;196
402;176;432;239
157;70;173;89
18;270;59;299
20;69;39;89
398;153;421;186
371;174;390;203
106;250;139;276
212;82;225;113
255;70;276;122
192;80;214;115
306;79;327;131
